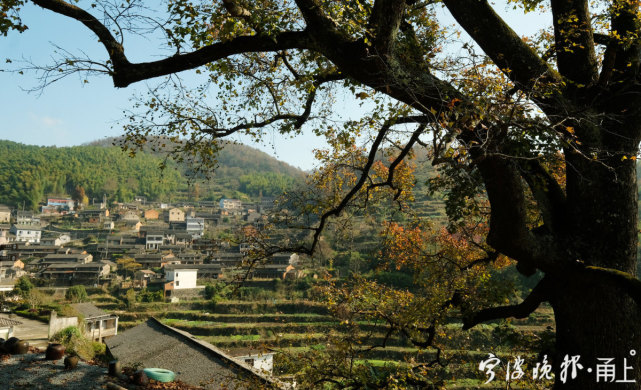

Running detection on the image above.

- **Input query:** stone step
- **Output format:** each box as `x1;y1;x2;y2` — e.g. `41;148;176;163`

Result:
24;338;49;349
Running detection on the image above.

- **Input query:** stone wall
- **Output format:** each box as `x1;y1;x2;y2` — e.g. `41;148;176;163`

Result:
168;286;205;299
48;311;78;339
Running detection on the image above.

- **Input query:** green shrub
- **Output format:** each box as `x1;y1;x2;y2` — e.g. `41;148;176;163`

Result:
53;325;83;342
14;276;34;297
137;288;163;303
92;341;106;355
205;282;233;303
125;289;136;308
52;326;95;361
66;285;88;303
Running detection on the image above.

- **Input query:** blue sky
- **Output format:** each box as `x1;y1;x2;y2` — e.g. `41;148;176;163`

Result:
0;2;549;171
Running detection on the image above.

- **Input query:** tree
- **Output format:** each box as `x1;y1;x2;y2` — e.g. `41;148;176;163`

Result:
116;256;142;280
65;285;88;303
14;276;33;297
72;185;88;207
6;1;641;388
124;288;136;309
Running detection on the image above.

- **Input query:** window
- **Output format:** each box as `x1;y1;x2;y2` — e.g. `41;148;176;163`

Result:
176;280;180;286
244;358;255;366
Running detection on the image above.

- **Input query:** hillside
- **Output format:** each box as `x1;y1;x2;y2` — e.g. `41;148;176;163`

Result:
0;139;306;210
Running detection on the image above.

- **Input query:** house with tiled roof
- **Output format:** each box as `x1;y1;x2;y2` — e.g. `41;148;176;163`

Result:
105;318;282;389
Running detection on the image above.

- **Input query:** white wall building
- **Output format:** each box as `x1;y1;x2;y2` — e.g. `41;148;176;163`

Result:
10;225;41;243
186;217;205;238
145;232;164;250
219;198;242;210
165;268;198;289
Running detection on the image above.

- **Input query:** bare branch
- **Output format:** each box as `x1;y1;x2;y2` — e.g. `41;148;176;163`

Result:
33;0;314;87
32;0;128;69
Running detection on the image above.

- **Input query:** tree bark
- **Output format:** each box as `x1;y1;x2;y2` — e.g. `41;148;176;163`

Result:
551;280;641;389
549;130;641;389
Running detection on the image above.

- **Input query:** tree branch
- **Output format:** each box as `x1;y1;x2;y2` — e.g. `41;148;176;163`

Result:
517;159;567;233
221;0;250;18
32;0;129;68
366;123;425;201
577;265;641;307
473;152;557;273
277;115;429;256
294;0;341;37
443;0;560;93
32;0;314;87
609;0;641;83
462;277;552;330
369;0;406;56
551;0;598;85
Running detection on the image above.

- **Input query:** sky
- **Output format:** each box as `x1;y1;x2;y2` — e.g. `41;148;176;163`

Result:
0;2;549;171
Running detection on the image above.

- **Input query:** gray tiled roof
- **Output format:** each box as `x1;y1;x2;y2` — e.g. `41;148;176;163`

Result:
70;303;108;319
105;318;280;389
0;315;22;327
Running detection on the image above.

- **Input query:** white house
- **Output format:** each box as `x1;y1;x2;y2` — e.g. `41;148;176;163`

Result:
164;267;198;289
9;224;42;243
219;198;242;210
231;350;275;374
145;231;164;250
185;217;205;237
40;233;71;247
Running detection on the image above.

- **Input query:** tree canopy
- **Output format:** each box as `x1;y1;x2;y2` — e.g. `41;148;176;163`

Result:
5;0;641;388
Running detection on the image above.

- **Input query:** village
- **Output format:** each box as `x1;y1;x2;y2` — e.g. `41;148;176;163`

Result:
0;195;301;292
0;195;306;389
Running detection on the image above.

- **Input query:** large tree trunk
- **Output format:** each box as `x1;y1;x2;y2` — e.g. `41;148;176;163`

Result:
550;134;641;389
551;281;641;389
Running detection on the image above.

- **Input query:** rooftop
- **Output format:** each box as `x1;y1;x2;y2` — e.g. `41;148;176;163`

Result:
0;315;22;327
70;303;111;319
105;318;281;389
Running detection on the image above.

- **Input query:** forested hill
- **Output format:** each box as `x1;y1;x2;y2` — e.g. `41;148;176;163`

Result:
0;139;306;210
87;137;305;179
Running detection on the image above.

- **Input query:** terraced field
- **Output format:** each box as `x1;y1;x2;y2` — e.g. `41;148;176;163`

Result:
91;293;556;388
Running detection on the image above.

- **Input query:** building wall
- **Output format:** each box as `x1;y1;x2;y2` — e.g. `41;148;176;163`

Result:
144;210;159;220
0;211;10;223
86;317;118;341
0;326;14;339
168;209;185;222
12;228;41;243
220;199;242;210
168;287;205;299
48;311;79;338
236;353;274;374
166;269;198;289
